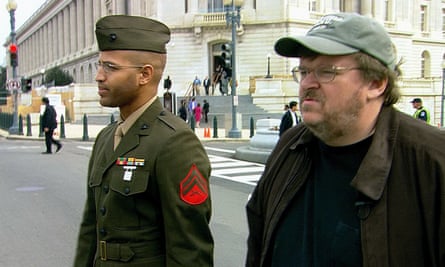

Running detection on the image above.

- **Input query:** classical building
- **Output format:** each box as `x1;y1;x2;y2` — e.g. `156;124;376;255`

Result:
3;0;445;125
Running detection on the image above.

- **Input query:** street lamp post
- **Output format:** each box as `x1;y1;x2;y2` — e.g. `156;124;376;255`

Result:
265;53;272;78
7;0;19;135
224;0;243;138
441;61;445;128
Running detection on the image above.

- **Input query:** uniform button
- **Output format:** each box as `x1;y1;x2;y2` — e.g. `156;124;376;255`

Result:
103;185;109;193
100;207;106;215
124;187;130;194
99;228;107;236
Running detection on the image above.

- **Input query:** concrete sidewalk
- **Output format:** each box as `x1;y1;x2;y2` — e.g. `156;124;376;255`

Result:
0;123;252;142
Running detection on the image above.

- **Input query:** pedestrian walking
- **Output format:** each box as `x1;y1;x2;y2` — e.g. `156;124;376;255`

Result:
163;75;172;91
74;15;213;267
194;103;202;128
192;76;201;96
41;97;62;154
203;76;211;96
246;12;445;267
203;99;210;123
279;100;298;136
178;99;187;121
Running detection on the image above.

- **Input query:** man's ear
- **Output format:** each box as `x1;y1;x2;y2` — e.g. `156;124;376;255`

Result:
139;64;154;85
367;78;387;100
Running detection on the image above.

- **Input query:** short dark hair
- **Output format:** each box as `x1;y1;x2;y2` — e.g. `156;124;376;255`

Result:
42;97;50;104
289;101;297;108
353;52;402;106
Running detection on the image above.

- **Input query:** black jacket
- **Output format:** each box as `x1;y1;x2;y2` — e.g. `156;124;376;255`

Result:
246;106;445;267
42;104;57;130
279;110;297;136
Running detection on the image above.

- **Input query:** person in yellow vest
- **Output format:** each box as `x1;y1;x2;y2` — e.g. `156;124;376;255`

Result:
411;98;430;123
73;15;213;266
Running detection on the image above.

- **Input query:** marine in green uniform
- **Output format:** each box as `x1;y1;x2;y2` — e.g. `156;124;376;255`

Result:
73;15;214;267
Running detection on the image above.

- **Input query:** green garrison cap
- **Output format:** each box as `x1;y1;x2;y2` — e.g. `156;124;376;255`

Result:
95;15;170;53
275;13;396;70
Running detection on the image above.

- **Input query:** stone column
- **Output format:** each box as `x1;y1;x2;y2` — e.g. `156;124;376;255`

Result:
63;7;70;57
70;2;77;54
77;0;85;50
85;0;93;47
51;19;56;62
360;0;373;17
56;10;65;58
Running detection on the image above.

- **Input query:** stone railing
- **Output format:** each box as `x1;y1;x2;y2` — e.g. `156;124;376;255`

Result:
194;12;227;26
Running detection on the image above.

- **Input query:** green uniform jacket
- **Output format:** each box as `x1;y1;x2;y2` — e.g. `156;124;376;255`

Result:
74;100;214;267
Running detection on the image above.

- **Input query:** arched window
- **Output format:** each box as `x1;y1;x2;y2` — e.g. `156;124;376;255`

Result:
421;51;431;78
88;64;93;83
80;66;85;83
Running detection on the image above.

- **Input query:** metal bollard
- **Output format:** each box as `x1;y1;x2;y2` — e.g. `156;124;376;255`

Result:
60;115;66;139
26;114;32;136
190;114;195;132
250;117;255;138
18;114;24;135
82;114;89;141
212;116;218;138
39;115;44;137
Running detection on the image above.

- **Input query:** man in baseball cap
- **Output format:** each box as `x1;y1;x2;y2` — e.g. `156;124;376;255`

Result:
246;12;445;267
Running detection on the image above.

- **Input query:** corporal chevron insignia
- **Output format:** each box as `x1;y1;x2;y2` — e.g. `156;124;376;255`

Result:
180;164;209;205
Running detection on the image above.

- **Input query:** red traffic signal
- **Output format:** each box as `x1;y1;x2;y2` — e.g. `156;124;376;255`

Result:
9;44;18;53
9;44;18;67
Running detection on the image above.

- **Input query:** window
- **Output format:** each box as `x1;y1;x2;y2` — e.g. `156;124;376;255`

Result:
309;0;318;12
208;0;224;12
420;5;428;32
421;51;431;78
442;8;445;34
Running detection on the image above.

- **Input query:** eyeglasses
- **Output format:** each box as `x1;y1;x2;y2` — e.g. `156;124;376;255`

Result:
291;65;362;83
95;61;146;73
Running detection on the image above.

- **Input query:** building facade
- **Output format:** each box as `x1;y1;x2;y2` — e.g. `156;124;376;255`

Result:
3;0;445;124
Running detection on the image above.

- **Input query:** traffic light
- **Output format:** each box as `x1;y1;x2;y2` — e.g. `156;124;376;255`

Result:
22;78;32;93
9;44;18;67
221;43;232;69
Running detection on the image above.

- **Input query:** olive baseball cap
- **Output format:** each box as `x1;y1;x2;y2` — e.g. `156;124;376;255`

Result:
95;15;170;53
274;13;396;70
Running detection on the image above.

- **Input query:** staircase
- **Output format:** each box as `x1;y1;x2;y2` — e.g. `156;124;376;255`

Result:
176;95;283;129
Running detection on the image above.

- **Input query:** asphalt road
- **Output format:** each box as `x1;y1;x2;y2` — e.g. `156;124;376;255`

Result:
0;137;255;267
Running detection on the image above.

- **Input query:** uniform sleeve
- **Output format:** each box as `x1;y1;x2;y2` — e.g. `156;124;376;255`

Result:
73;185;97;267
156;128;214;266
73;135;104;267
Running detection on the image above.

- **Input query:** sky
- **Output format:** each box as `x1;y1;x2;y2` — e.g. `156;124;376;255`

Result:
1;0;47;65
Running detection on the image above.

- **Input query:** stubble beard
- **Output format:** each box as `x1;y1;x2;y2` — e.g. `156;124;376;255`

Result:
302;89;363;144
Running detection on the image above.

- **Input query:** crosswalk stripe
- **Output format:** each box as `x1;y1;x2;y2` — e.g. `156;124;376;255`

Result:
211;161;254;168
209;155;263;185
